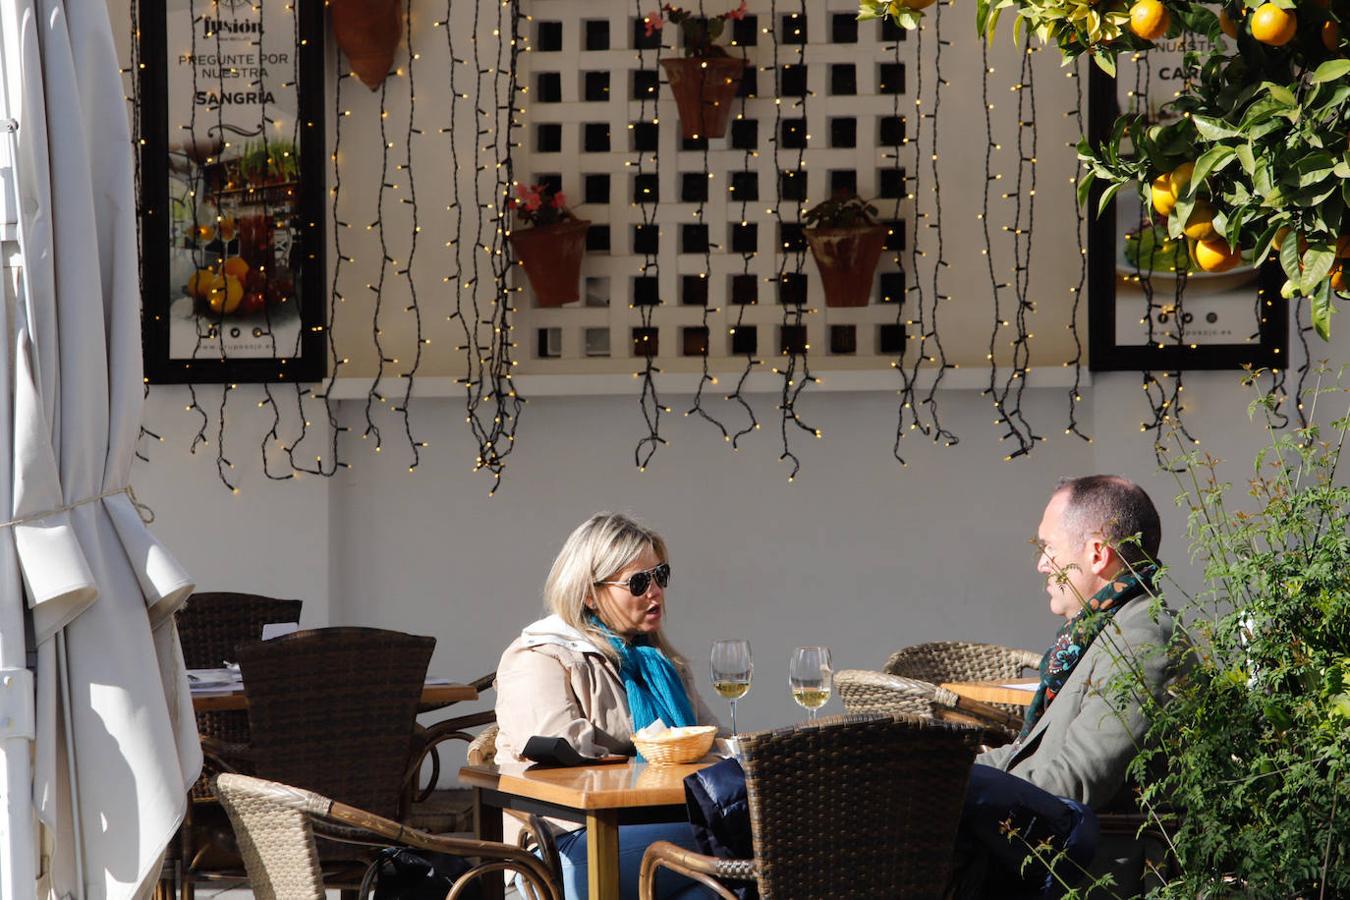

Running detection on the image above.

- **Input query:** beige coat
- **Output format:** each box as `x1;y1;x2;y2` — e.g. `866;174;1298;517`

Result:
494;615;721;764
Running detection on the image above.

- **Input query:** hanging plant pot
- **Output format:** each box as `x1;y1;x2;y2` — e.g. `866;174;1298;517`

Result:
509;219;591;307
805;225;888;307
659;57;747;140
330;0;403;91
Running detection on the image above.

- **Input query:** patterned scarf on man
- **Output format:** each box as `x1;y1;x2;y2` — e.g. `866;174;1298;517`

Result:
1019;566;1156;740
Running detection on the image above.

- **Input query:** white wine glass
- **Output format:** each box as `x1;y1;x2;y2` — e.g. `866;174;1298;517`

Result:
788;646;832;721
711;639;753;736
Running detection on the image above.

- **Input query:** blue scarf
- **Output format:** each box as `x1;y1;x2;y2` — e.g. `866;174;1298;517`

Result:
589;615;696;736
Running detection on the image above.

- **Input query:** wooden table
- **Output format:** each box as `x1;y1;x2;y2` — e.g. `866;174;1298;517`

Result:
460;759;710;900
190;681;478;712
940;677;1038;707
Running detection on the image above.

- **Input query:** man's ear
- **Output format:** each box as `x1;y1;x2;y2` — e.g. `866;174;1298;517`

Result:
1090;539;1118;577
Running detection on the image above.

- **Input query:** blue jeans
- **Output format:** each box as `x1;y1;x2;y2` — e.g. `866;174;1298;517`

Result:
552;822;718;900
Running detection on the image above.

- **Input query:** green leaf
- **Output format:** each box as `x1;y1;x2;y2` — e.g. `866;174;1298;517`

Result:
1280;233;1303;283
1287;151;1337;189
1300;244;1336;295
1184;145;1237;199
1077;170;1095;209
1093;52;1116;78
1311;59;1350;85
1097;179;1126;216
1235;143;1257;177
1261;82;1297;107
1311;279;1334;340
1192;115;1241;141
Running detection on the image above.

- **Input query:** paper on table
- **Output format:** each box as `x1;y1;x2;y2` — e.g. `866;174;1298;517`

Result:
1001;682;1039;691
186;667;242;693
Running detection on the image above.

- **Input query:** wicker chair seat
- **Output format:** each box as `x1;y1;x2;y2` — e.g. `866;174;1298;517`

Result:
885;641;1041;718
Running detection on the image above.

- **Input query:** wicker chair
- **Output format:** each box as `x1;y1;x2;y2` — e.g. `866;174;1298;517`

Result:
463;723;563;881
835;669;1024;742
639;713;982;899
215;773;559;900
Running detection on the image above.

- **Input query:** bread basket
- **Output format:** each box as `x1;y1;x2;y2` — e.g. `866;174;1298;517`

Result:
632;725;717;766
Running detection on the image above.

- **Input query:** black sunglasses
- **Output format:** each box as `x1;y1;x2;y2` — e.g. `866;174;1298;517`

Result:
596;562;671;597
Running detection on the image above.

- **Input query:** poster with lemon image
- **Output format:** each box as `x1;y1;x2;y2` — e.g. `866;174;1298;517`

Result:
140;0;325;383
1110;33;1267;350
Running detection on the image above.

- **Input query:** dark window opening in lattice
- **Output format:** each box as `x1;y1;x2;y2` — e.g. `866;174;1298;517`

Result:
830;325;857;355
780;324;808;353
585;277;610;307
632;122;659;153
731;274;758;305
585;174;611;205
731;119;758;149
731;15;758;46
884;219;905;251
780;13;807;43
537;174;563;195
682;224;710;254
830;64;857;96
537;72;563;103
880;270;905;304
632;327;660;356
536;124;561;153
632;69;660;101
537;327;562;358
682;326;711;356
587;225;611;253
780;169;807;201
780;65;808;98
583;123;611;153
830;117;857;149
730;223;758;254
880;115;906;146
585;327;611;357
633;173;659;203
584;71;610;102
633;224;659;255
682;173;709;203
682;275;709;306
585;19;610;51
830;170;858;197
779;273;808;305
780;223;806;253
537;21;563;52
633;17;662;49
634;277;661;306
729;170;759;202
731;325;758;354
878;63;905;95
880;17;908;42
737;66;758;98
780;118;807;149
682;135;710;151
879;323;906;354
832;13;859;43
879;168;907;199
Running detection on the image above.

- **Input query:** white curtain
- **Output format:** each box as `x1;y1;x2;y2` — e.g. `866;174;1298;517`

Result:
0;1;201;898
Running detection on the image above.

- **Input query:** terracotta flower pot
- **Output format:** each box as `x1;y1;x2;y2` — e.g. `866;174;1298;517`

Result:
330;0;402;91
509;219;590;307
660;57;747;140
805;225;888;307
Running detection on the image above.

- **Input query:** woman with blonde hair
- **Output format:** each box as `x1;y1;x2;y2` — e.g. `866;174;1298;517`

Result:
496;512;720;899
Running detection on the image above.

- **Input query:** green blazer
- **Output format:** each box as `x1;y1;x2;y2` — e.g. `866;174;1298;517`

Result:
977;597;1177;810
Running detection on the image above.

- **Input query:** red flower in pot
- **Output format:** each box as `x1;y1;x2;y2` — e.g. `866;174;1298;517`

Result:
647;3;749;141
803;191;888;308
508;183;589;307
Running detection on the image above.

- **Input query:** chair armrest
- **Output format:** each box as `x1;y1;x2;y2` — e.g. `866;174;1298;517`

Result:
199;735;252;774
404;711;498;802
638;841;750;900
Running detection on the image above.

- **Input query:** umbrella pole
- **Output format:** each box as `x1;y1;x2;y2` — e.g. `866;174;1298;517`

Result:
56;633;85;900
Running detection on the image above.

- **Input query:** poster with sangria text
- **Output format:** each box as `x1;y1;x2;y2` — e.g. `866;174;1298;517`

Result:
140;0;325;383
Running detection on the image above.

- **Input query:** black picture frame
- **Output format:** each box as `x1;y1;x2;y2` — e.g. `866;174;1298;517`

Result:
1087;65;1287;372
139;0;326;384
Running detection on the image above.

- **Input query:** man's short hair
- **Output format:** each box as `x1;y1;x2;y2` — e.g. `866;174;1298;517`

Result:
1054;475;1161;566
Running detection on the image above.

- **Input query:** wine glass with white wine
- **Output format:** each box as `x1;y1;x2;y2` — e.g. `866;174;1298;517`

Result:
788;646;832;721
711;639;752;736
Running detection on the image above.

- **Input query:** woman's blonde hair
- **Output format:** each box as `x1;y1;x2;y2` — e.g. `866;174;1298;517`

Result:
544;512;683;665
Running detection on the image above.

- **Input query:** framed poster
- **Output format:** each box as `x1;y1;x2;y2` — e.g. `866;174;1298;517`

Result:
1086;46;1287;372
139;0;326;383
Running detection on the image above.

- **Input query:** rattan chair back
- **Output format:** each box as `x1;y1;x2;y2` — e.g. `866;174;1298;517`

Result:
235;626;435;820
177;592;303;800
835;668;955;718
884;641;1041;684
466;723;498;766
737;713;980;899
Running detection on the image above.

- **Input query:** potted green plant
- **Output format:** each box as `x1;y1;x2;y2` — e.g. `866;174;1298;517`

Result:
802;191;887;308
647;3;748;141
507;183;589;307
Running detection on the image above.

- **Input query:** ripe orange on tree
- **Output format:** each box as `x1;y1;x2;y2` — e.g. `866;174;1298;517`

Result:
1194;237;1242;272
1251;3;1297;45
1332;263;1348;294
1130;0;1172;40
1323;19;1339;49
1184;200;1218;241
1219;7;1241;37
